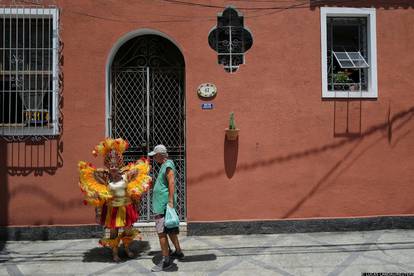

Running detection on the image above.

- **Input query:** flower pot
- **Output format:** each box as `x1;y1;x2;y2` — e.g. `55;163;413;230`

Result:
225;128;239;140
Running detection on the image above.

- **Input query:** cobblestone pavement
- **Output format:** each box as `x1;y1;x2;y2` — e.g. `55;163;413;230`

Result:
1;229;414;275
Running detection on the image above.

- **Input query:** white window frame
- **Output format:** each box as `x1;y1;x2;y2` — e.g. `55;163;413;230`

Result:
321;7;377;99
0;7;60;137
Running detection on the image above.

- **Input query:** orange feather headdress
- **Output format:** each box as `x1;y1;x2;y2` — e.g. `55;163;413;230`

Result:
92;138;129;169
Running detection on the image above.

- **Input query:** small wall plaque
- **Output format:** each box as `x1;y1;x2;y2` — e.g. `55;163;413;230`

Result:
201;103;214;110
197;83;217;98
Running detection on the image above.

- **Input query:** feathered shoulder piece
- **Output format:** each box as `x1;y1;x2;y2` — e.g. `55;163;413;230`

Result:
78;161;112;207
122;158;152;201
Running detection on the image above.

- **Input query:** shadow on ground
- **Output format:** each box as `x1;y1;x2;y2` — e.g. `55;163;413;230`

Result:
149;251;217;264
83;240;150;262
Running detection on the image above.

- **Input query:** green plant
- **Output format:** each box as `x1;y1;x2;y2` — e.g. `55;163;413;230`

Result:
333;71;351;83
229;112;236;130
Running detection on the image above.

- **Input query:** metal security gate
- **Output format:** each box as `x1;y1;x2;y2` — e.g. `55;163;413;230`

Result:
108;35;185;221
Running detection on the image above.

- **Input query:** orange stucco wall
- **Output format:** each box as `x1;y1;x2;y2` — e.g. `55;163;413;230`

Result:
1;0;414;226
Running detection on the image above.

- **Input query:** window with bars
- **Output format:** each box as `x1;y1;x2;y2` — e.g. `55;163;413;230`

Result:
321;8;377;98
0;7;59;138
208;6;253;73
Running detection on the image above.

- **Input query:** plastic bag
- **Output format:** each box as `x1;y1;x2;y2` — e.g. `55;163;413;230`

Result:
165;205;180;228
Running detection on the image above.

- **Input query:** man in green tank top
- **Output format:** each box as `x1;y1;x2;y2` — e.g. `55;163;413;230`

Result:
148;145;184;272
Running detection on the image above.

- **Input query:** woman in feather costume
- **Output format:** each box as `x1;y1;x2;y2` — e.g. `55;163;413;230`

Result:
78;138;151;262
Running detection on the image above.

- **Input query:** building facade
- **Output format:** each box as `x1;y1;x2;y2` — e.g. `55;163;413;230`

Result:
1;0;414;235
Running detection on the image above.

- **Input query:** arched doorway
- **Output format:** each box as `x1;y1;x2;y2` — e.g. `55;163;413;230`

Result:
107;33;185;222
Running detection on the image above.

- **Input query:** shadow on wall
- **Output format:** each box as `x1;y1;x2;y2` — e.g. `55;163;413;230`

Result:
0;34;65;239
0;137;65;232
0;140;7;250
191;105;414;184
283;102;413;218
333;99;362;138
224;137;239;179
309;0;414;9
190;104;414;217
6;138;64;176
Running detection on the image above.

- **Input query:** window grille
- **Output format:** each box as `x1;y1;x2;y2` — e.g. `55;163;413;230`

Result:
110;35;186;221
327;16;369;93
208;6;253;73
0;7;60;140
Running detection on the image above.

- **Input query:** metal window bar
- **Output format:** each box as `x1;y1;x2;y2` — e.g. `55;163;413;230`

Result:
52;6;59;135
21;8;24;129
1;13;3;129
0;7;59;139
327;17;369;93
229;26;233;72
14;10;18;131
215;26;245;73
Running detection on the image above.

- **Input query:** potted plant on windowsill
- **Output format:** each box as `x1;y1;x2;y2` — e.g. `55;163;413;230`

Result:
333;70;352;91
225;112;239;140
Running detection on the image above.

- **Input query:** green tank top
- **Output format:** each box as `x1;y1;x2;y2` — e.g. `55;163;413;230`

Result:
152;159;177;214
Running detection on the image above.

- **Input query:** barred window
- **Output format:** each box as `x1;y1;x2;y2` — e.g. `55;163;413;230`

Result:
327;17;369;92
208;6;253;73
0;7;59;138
321;8;377;98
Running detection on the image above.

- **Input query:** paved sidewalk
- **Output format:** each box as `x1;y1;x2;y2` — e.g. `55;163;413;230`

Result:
1;229;414;275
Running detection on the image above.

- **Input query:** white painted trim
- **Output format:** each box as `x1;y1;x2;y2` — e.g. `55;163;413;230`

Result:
320;7;378;99
134;222;187;227
52;9;59;135
0;7;60;135
0;8;57;16
105;29;184;137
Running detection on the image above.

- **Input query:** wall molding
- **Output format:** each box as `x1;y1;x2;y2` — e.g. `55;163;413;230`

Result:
188;216;414;236
0;225;103;241
2;216;414;240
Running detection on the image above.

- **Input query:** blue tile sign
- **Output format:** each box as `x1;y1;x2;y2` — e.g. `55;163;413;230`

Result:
201;103;214;110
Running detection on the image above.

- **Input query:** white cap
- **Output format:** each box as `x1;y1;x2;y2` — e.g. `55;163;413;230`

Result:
148;144;167;156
